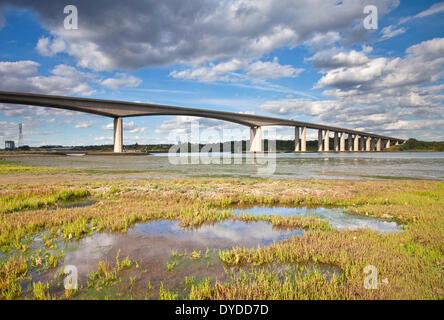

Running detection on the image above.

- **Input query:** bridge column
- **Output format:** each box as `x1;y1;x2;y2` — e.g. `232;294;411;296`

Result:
294;127;300;152
385;139;391;149
249;126;263;153
354;135;360;151
376;138;382;151
395;140;400;145
348;134;353;151
113;117;123;153
334;132;339;152
301;127;307;152
318;129;323;152
324;130;330;152
366;137;372;151
360;136;365;151
340;132;346;152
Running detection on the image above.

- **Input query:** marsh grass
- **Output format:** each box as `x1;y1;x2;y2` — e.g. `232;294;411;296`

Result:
0;188;89;214
0;177;443;299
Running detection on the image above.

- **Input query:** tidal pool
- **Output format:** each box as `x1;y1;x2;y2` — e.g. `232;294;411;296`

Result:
28;219;331;299
24;207;399;299
230;206;403;234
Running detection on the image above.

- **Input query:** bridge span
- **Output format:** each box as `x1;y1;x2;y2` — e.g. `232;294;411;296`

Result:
0;91;405;153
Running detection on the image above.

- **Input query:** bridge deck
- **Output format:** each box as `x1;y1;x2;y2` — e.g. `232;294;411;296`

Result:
0;91;404;141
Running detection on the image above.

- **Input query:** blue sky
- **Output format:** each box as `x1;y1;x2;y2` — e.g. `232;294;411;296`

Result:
0;0;443;146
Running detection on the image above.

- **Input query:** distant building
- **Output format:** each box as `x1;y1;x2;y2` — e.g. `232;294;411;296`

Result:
5;140;15;150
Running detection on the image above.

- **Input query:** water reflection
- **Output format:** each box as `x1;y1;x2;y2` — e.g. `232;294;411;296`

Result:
231;206;402;234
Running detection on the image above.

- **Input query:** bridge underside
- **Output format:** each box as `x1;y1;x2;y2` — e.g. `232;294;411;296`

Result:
0;91;405;153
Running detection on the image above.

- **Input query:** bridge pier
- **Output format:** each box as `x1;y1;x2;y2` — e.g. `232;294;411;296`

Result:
386;139;391;149
334;132;339;152
294;126;307;152
294;127;300;152
348;134;353;151
324;130;330;152
318;129;323;152
113;117;123;153
249;126;263;153
301;127;306;152
354;135;360;151
340;132;346;152
366;137;372;151
376;138;382;151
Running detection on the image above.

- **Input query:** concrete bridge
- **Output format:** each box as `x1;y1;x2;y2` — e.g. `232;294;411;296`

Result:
0;91;405;153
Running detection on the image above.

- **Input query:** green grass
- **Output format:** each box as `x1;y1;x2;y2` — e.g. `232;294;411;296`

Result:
0;160;148;175
361;175;424;180
0;188;90;214
0;177;442;300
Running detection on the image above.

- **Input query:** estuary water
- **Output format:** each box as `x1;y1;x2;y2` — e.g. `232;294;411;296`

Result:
3;151;444;180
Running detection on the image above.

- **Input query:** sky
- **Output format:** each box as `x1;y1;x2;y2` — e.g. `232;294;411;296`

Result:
0;0;443;147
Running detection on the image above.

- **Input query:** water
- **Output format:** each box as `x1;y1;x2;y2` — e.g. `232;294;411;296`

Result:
28;204;399;298
32;220;308;299
59;220;304;280
231;206;402;234
3;151;444;179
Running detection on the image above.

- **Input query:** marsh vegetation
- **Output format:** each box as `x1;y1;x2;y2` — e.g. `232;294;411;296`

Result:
0;160;442;299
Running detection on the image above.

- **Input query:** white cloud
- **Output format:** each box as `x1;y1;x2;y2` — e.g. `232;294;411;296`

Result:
101;122;114;130
0;60;95;96
36;37;66;56
246;57;303;79
414;2;444;18
154;116;248;143
170;57;301;83
1;0;399;71
317;57;386;88
304;31;341;50
311;49;370;69
392;3;444;28
260;38;444;140
170;59;246;82
102;120;145;133
100;73;142;89
406;37;444;58
94;136;112;142
75;120;94;128
379;25;407;41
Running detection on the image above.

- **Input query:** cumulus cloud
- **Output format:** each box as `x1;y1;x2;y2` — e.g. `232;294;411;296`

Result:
304;31;341;50
261;38;444;139
316;38;444;90
246;57;303;79
170;59;246;82
99;73;142;89
170;57;302;83
0;60;95;95
36;36;66;56
0;0;399;71
311;49;370;70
